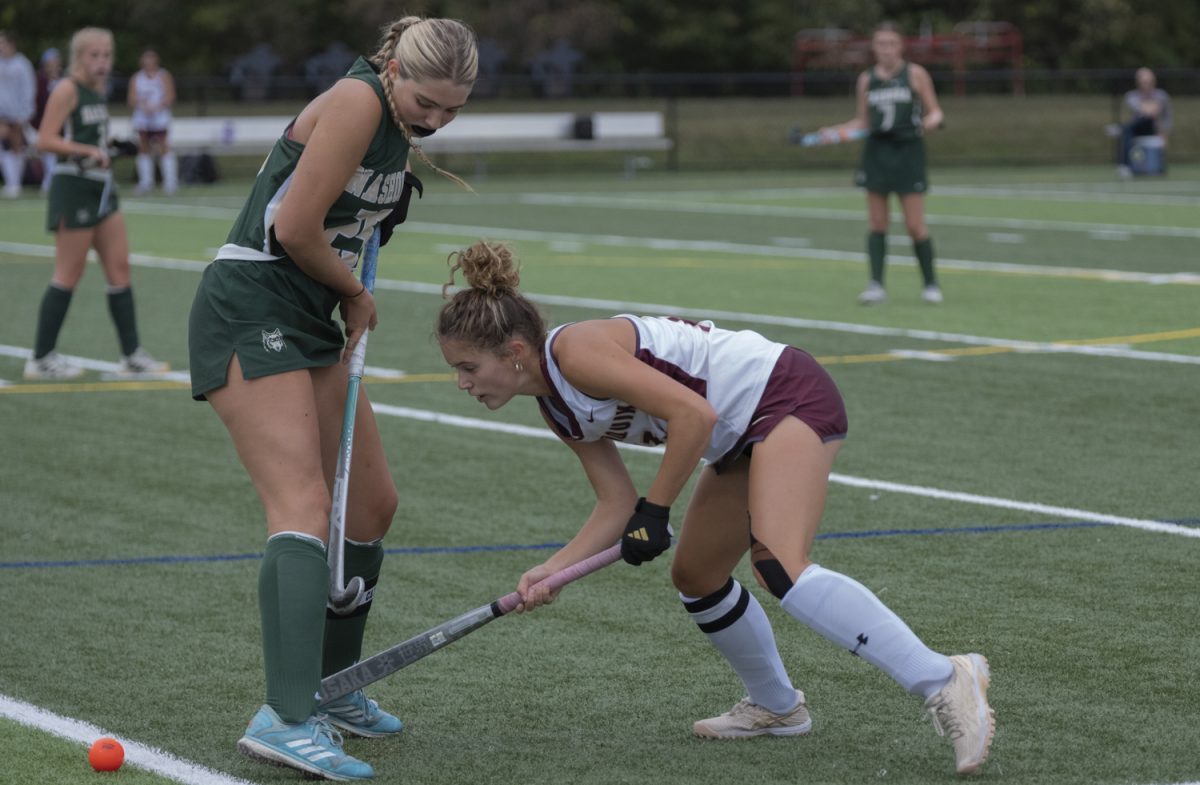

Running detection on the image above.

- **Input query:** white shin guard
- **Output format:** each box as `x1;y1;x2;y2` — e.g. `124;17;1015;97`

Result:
781;564;952;699
135;154;154;190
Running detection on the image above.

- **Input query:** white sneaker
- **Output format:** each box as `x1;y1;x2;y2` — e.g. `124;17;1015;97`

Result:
2;184;20;199
857;281;887;305
23;351;85;380
693;690;812;739
1116;165;1133;180
120;347;170;374
925;653;995;774
922;285;944;304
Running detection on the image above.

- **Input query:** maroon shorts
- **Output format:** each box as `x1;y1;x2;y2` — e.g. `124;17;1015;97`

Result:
714;346;848;473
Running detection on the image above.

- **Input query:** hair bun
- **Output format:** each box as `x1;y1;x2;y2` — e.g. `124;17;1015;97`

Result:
445;241;520;298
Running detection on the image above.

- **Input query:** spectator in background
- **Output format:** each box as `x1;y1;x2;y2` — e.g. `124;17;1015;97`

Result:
530;38;581;99
33;47;63;193
1115;67;1172;179
0;30;37;198
128;48;177;194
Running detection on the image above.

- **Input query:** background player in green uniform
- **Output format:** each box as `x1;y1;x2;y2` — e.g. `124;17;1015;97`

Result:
188;16;477;781
26;27;167;379
823;22;945;305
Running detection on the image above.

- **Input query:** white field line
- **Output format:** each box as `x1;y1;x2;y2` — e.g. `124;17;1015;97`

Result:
2;240;1199;367
387;280;1200;366
515;192;1200;240
373;403;1200;540
0;694;257;785
399;223;1200;286
7;205;1198;285
0;344;401;380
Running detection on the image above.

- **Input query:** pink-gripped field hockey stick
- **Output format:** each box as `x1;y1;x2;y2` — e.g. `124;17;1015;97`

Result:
317;542;623;704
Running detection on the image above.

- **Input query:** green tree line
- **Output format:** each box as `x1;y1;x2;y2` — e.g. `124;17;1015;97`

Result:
2;0;1196;77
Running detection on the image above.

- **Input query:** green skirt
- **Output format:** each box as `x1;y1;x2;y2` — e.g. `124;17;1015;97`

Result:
46;171;119;230
854;136;928;194
187;258;345;400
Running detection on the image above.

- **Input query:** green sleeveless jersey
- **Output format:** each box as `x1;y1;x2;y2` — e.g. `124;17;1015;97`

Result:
217;57;411;270
59;80;108;160
866;63;922;140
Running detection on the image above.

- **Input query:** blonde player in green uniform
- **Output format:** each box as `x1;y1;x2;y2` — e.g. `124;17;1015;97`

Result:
27;27;167;379
188;16;476;781
823;22;945;305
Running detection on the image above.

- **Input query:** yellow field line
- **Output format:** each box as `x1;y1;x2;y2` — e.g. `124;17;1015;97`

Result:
1054;326;1200;346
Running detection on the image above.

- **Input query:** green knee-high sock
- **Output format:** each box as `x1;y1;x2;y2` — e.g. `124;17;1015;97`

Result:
867;232;887;284
33;284;74;359
106;286;140;356
913;237;937;287
322;540;385;678
259;533;329;723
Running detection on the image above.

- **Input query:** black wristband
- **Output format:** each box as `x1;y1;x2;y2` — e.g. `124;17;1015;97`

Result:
635;498;670;518
346;282;367;298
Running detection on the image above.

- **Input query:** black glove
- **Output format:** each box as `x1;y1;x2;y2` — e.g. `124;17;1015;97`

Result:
378;172;424;246
620;498;672;566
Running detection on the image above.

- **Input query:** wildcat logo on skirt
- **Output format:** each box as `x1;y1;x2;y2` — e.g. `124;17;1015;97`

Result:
262;328;286;352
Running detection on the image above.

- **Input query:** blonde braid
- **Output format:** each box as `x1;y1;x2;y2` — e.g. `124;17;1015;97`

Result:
373;16;476;193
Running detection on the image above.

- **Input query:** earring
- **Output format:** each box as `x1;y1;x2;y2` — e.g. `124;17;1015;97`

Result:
514;360;523;372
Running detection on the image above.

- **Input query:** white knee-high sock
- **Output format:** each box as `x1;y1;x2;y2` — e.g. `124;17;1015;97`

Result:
135;153;154;190
1;151;22;188
781;564;952;699
160;151;178;193
683;579;798;713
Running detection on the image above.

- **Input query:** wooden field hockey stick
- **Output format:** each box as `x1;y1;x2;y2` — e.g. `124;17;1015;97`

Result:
317;543;624;703
326;227;381;614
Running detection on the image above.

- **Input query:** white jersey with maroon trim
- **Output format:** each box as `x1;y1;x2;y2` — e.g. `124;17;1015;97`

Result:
130;69;171;132
536;315;785;462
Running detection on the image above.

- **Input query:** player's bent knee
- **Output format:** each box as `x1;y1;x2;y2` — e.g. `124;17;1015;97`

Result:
750;540;795;599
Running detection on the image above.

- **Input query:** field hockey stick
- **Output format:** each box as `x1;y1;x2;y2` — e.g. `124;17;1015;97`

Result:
317;542;624;704
326;226;381;615
787;126;869;147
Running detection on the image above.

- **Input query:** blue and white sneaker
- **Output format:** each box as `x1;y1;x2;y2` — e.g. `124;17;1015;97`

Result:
237;704;374;781
323;691;404;738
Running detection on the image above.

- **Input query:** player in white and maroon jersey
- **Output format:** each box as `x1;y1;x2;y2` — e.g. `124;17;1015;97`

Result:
437;240;995;776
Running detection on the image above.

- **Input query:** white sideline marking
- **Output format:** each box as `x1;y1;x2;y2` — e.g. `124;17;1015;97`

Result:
987;232;1026;244
6;221;1200;287
0;694;256;785
0;344;401;381
372;403;1200;540
516;192;1200;240
382;280;1200;367
398;221;1200;286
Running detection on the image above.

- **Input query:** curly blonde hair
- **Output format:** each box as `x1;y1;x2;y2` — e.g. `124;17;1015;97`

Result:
436;241;546;355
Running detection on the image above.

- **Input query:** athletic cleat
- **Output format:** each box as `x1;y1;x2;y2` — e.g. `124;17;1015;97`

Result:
857;281;887;305
693;690;812;739
237;704;374;781
925;653;995;775
119;347;170;374
323;690;404;738
23;351;85;380
921;285;944;304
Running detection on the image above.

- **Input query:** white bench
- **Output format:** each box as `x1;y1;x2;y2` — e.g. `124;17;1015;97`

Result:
109;111;671;161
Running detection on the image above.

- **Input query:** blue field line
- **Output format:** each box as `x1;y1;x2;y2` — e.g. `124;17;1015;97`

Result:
3;518;1197;571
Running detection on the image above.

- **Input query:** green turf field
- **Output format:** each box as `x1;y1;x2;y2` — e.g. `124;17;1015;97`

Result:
1;163;1198;785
